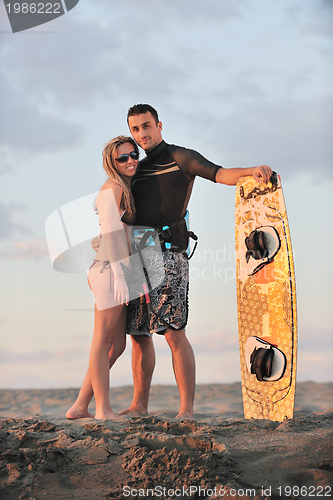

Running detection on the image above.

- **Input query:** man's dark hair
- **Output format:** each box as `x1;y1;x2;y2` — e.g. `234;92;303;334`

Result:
127;104;159;125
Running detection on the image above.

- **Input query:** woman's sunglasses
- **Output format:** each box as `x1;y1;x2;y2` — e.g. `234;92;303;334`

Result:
115;151;139;163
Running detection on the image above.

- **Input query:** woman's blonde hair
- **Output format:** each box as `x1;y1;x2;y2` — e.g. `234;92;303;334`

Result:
102;135;138;215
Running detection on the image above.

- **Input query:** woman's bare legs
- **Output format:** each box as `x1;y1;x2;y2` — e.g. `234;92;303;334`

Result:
66;369;95;419
89;303;126;419
66;304;126;420
65;345;123;419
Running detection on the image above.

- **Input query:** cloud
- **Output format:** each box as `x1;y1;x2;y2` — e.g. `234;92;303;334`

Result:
0;238;49;260
0;202;29;239
142;0;247;23
297;350;333;382
0;0;331;182
287;0;333;39
0;347;88;364
0;12;164;161
191;330;239;352
298;328;333;351
0;0;247;114
0;349;55;364
0;202;48;259
0;11;193;113
0;79;83;161
0;158;13;176
196;95;333;181
85;0;246;26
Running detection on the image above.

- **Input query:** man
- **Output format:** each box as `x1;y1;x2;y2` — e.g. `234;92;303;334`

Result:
117;104;272;419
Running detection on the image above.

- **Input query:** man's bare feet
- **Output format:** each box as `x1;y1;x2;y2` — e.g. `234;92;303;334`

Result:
66;405;94;420
118;406;148;417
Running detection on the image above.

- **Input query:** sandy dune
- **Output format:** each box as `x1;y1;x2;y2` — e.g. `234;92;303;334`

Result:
0;382;332;500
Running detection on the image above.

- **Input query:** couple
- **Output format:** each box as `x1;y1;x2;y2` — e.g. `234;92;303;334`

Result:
66;104;272;421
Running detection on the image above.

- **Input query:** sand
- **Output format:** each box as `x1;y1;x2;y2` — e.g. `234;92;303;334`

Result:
0;382;332;500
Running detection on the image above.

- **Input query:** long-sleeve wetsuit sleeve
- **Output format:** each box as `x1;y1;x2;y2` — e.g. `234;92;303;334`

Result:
170;146;222;182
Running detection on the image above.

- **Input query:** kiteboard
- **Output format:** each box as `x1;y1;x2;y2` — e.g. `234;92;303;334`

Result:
235;172;297;421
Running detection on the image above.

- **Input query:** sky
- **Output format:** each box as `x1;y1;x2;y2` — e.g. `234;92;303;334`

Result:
0;0;332;390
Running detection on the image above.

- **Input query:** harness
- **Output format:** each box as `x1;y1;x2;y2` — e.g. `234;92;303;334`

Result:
132;211;198;259
132;218;196;329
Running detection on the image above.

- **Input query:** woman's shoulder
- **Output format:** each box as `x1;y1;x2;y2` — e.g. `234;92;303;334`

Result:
97;179;122;207
100;178;122;192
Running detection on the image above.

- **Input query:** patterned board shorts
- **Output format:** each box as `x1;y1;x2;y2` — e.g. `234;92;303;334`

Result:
123;249;189;337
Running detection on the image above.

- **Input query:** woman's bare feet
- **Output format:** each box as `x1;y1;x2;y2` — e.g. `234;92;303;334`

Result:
94;409;118;420
66;404;94;420
175;411;193;419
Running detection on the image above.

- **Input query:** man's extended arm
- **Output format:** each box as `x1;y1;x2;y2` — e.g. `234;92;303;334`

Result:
215;165;272;186
171;146;272;186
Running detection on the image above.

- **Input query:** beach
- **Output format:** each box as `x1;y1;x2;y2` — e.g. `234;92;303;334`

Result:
0;382;332;500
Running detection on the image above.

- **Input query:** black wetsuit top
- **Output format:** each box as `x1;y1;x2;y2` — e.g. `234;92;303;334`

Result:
132;141;221;227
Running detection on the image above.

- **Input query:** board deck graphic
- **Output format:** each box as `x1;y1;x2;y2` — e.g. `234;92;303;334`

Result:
235;173;297;421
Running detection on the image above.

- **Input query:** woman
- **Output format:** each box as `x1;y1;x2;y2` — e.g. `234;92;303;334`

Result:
66;136;138;420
